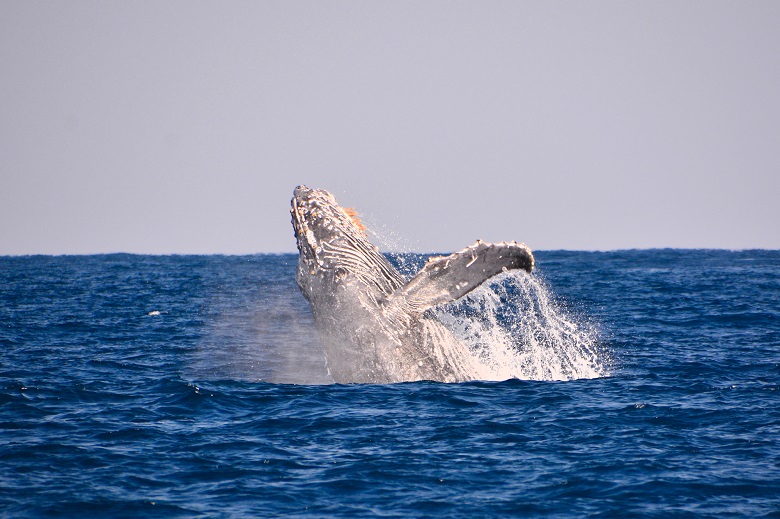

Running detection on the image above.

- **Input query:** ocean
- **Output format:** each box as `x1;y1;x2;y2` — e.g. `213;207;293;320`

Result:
1;250;778;517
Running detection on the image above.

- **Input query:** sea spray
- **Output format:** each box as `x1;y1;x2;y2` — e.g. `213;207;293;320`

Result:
360;215;422;279
435;270;608;381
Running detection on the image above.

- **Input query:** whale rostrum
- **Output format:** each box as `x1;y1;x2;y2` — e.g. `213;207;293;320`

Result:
291;185;534;384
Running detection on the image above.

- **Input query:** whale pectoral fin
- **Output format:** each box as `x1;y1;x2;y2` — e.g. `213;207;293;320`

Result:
387;240;534;315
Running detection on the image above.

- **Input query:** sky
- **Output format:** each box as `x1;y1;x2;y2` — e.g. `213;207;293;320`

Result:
1;1;779;255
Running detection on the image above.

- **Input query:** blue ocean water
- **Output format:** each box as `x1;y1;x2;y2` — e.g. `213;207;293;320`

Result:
1;250;779;517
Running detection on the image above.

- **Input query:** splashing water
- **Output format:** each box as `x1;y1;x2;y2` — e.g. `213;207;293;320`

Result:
361;216;423;279
363;220;610;382
435;270;609;381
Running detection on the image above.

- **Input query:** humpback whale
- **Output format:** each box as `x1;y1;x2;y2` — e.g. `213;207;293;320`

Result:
291;185;534;384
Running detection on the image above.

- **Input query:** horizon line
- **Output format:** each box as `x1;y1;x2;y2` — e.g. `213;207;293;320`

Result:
2;246;779;258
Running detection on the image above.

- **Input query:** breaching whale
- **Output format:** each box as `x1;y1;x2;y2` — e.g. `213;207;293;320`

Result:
291;185;534;384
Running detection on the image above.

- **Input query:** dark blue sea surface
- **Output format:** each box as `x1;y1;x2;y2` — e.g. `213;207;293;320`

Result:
1;250;779;517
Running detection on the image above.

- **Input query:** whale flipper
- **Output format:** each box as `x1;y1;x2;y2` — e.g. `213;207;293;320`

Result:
388;240;534;315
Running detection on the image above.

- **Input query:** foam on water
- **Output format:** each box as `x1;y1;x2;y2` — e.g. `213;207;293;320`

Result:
434;270;608;382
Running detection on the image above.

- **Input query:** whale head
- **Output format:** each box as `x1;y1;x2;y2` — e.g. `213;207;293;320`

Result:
290;185;403;302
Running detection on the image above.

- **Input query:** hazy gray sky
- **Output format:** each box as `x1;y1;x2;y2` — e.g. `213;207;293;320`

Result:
2;1;778;254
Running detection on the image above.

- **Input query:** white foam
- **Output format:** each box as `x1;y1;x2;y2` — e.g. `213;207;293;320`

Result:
435;271;609;381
